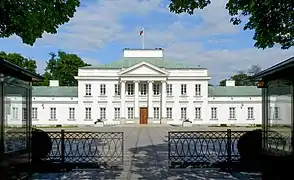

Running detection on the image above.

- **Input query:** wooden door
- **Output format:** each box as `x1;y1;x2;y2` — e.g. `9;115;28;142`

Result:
140;107;148;124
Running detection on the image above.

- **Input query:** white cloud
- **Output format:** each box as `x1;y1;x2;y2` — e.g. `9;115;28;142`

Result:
31;0;293;84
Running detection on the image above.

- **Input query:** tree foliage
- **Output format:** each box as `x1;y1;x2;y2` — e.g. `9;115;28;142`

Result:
44;51;90;86
169;0;294;49
0;51;37;72
0;0;80;45
219;65;261;86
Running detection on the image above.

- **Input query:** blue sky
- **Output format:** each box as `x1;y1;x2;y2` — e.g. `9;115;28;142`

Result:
0;0;292;84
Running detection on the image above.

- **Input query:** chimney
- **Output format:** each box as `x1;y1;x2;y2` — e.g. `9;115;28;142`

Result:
49;80;59;87
226;79;235;86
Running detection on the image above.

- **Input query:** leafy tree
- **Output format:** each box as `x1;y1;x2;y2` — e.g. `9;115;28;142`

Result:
169;0;294;49
0;51;37;72
44;51;90;86
247;65;262;76
0;0;80;45
208;83;214;86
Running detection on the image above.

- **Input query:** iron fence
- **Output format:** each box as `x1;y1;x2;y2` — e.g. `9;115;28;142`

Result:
168;129;290;169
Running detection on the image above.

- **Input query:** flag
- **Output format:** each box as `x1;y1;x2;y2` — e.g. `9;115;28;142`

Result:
139;28;144;36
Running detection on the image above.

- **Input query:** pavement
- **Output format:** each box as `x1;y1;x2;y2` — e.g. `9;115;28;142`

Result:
32;126;262;180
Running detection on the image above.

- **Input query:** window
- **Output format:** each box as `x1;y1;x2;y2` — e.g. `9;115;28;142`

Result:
50;107;56;120
32;108;38;120
274;107;280;119
100;84;106;96
85;84;91;96
153;83;160;95
181;107;187;120
100;108;106;120
211;107;217;119
229;107;236;119
166;107;172;119
195;84;201;96
195;107;201;120
85;107;91;120
140;83;147;95
69;108;75;120
22;108;27;121
127;83;134;95
181;84;187;95
114;108;120;119
115;84;120;96
167;84;172;96
247;107;254;119
153;107;160;119
12;107;18;120
127;107;134;119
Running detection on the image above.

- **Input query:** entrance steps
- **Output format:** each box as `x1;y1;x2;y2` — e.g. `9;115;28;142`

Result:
117;124;171;127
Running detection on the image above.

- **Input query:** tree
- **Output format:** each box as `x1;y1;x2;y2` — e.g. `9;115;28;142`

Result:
169;0;294;49
0;0;80;45
247;65;262;76
44;51;90;86
208;83;214;86
0;51;37;72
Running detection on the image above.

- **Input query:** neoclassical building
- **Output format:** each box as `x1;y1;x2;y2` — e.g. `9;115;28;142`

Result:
4;48;289;127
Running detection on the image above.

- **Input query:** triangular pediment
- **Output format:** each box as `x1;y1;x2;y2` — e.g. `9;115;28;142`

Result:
118;61;169;76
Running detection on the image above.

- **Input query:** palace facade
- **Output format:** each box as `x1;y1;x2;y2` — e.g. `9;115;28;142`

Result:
4;49;290;127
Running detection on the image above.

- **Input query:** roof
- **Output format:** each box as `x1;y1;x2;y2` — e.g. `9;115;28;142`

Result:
31;86;261;97
32;86;78;97
251;56;294;80
0;58;44;82
80;57;202;69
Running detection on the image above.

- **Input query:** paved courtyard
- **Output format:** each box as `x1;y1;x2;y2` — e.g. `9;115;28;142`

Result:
32;125;261;180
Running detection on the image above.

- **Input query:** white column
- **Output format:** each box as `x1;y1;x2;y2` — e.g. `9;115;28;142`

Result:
161;81;167;124
120;81;126;122
134;81;139;122
148;81;153;121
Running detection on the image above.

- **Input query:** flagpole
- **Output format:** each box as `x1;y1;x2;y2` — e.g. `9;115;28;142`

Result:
142;28;145;49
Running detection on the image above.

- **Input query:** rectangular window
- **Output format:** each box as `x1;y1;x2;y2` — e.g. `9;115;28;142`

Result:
181;84;187;95
153;84;160;95
127;83;134;95
166;107;172;119
114;108;120;119
32;108;38;120
115;84;120;96
211;107;217;119
85;107;91;120
229;107;236;119
85;84;91;96
100;108;106;120
12;107;18;120
50;107;56;120
167;84;172;96
274;107;280;119
69;108;75;120
181;107;187;120
127;107;134;119
195;84;201;96
22;107;27;121
140;83;147;95
100;84;106;96
195;107;201;120
247;107;254;119
153;107;160;119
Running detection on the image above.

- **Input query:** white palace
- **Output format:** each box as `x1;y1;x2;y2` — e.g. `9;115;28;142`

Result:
5;48;291;127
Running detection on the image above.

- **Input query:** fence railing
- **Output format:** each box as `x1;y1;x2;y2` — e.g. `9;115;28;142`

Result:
168;129;290;169
4;130;124;170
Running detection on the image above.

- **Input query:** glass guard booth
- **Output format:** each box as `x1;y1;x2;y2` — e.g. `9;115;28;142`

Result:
251;56;294;155
0;58;43;177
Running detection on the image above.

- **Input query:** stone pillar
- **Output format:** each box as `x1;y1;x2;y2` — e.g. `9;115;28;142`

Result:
161;81;167;124
148;81;153;123
134;81;139;124
120;81;126;124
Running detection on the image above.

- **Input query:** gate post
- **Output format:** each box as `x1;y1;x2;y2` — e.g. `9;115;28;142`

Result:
226;129;232;172
61;129;65;167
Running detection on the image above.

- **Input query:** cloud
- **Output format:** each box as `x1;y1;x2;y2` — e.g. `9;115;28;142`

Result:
19;0;293;84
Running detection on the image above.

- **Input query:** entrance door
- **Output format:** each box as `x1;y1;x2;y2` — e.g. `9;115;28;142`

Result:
140;107;148;124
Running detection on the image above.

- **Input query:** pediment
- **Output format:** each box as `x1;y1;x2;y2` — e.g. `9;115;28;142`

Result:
118;61;169;76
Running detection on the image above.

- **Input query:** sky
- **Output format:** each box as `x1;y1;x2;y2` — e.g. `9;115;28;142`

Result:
0;0;293;85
